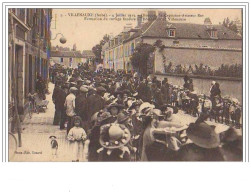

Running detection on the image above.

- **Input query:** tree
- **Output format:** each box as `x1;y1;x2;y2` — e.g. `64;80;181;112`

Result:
92;34;110;64
222;17;239;33
130;43;155;76
92;44;103;64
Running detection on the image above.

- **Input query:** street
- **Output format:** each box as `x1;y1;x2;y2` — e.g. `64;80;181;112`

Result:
11;82;88;162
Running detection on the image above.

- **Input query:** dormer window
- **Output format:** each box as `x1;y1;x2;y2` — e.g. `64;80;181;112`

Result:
206;26;218;39
210;30;217;38
168;29;175;37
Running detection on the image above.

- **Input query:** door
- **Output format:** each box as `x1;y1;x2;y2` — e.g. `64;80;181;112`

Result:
15;45;24;114
28;54;33;93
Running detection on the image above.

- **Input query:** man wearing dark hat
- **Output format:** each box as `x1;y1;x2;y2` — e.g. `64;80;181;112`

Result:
152;83;164;109
59;84;68;130
75;86;89;129
86;86;106;128
161;78;170;104
52;81;62;125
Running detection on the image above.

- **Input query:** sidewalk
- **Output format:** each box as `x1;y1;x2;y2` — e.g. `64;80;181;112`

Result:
11;82;88;162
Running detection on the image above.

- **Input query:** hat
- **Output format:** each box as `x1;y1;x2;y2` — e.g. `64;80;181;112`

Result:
85;80;91;84
97;112;113;124
96;86;106;93
190;91;197;95
117;111;130;124
132;92;138;97
77;78;84;82
187;122;220;149
70;82;77;86
231;98;240;104
128;100;142;110
152;109;164;117
61;84;68;89
107;103;125;111
139;102;155;117
69;78;75;82
99;124;131;149
69;87;78;93
221;126;241;143
49;135;56;139
80;86;88;92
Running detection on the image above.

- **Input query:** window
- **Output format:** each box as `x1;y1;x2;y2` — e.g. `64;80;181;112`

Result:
210;31;217;38
131;43;134;54
60;58;63;63
168;29;175;37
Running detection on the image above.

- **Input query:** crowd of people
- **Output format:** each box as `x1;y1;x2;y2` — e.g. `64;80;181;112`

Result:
164;63;242;78
50;63;242;162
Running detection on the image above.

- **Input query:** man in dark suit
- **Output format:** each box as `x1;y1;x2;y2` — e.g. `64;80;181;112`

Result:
161;78;169;104
52;81;62;125
86;87;106;127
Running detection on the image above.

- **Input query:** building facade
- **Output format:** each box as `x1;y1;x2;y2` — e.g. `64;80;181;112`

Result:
8;8;52;126
51;50;84;69
102;11;242;73
82;50;95;64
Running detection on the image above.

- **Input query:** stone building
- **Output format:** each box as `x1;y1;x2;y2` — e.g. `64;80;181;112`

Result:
8;8;52;125
82;50;95;64
50;45;93;69
102;11;242;74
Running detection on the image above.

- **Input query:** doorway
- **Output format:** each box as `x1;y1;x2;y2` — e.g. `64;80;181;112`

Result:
15;45;24;114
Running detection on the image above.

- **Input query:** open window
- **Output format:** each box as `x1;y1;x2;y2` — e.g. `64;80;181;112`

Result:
168;29;176;37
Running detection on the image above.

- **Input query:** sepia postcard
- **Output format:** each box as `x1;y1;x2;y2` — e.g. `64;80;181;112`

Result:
3;4;248;163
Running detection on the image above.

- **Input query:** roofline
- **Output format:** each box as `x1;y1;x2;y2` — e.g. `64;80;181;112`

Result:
162;45;242;52
50;56;84;58
141;36;242;41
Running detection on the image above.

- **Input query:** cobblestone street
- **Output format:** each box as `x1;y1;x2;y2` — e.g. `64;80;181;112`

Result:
11;83;88;162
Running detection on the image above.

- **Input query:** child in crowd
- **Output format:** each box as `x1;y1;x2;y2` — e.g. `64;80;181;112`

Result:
67;116;88;162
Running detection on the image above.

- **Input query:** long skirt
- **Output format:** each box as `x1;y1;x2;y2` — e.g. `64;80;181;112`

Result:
69;141;86;161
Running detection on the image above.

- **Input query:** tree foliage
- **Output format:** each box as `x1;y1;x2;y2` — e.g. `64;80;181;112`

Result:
92;34;110;64
222;17;239;33
130;43;155;76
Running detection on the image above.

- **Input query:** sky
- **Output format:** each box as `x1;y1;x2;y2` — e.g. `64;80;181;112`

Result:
50;9;242;51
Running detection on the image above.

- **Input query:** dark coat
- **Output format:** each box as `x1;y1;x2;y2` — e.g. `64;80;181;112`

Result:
88;125;101;161
210;85;221;97
86;94;105;122
161;83;169;103
152;89;164;109
75;93;87;121
53;87;67;111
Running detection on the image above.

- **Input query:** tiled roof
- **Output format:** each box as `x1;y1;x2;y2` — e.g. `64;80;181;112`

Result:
142;19;242;40
82;50;95;57
123;20;155;42
51;50;84;58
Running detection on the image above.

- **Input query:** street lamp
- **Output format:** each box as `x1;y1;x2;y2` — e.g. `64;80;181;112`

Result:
51;33;67;44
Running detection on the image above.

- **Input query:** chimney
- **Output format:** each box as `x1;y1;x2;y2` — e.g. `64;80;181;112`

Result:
204;17;212;25
158;11;166;21
137;15;143;27
148;10;157;21
73;43;77;51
